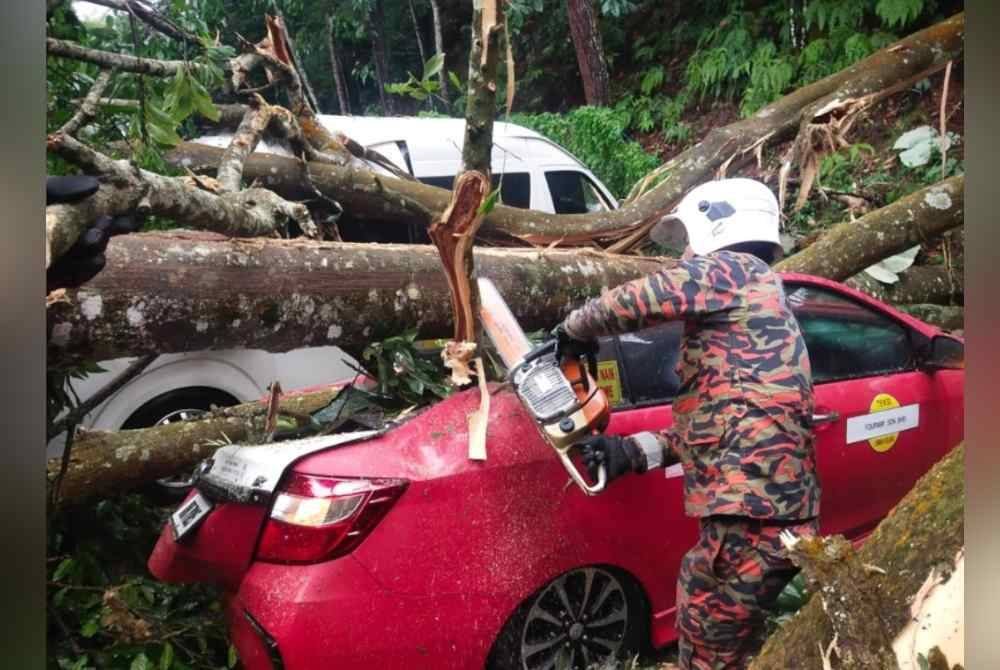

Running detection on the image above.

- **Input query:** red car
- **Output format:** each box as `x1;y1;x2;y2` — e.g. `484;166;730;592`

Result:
148;273;964;670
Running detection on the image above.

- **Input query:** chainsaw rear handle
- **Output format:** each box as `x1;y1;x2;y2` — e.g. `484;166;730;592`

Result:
557;449;607;495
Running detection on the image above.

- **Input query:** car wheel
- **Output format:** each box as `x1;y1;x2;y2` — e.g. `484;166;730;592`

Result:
487;566;648;670
122;388;240;506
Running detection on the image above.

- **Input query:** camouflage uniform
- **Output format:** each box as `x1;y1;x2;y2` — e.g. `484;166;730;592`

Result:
563;250;821;669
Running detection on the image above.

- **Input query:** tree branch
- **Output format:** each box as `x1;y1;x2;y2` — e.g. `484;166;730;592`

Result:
45;132;317;265
59;69;114;136
47;37;211;76
775;176;964;280
216;95;275;192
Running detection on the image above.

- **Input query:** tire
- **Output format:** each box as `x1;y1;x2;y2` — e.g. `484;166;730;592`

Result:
486;566;649;670
122;387;240;506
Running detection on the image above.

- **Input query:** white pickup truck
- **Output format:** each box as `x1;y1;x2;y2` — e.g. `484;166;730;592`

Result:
51;116;620;498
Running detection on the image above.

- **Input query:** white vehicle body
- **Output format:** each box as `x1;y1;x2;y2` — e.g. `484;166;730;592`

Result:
51;116;618;457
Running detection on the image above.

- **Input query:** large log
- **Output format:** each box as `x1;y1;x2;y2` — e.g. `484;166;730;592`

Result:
845;265;963;306
750;443;964;669
774;176;964;281
49;387;342;507
46;232;663;367
167;14;964;244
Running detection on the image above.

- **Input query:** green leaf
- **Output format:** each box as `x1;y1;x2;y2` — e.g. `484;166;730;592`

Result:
53;557;75;581
477;187;501;216
187;74;220;122
159;642;174;670
422;53;445;81
130;653;152;670
227;644;238;668
80;615;100;638
448;71;462;91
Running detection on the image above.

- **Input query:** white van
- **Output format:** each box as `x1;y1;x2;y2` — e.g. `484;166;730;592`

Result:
51;117;619;493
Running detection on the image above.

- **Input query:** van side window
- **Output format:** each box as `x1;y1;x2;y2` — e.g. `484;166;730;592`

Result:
545;171;611;214
418;173;532;210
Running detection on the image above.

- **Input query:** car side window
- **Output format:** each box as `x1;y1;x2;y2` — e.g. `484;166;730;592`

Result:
544;171;611;214
786;285;915;383
418;173;532;210
594;323;684;408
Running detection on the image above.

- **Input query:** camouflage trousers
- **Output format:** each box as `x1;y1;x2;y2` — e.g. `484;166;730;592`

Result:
676;515;819;670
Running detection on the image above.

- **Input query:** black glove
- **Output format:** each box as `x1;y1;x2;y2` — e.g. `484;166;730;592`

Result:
552;323;599;364
578;434;645;485
46;175;144;291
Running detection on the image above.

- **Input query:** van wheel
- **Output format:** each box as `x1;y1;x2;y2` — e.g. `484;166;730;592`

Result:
486;567;648;670
122;388;240;506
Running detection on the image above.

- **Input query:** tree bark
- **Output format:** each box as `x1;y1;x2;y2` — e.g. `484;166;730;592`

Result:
46;232;663;367
429;0;449;104
774;176;964;281
48;387;343;507
845;266;962;306
566;0;611;106
369;0;393;115
462;0;504;176
326;14;352;114
896;304;963;331
168;14;964;245
750;443;963;669
82;0;203;48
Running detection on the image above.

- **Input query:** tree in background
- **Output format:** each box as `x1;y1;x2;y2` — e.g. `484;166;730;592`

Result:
566;0;611;106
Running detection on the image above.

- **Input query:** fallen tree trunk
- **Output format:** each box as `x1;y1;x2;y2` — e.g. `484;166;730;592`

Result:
774;176;964;281
750;443;964;669
168;14;964;243
46;232;663;367
846;265;962;306
896;304;963;331
48;387;342;507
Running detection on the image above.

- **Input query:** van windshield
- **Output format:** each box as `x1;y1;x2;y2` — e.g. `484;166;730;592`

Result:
419;173;532;210
545;171;612;214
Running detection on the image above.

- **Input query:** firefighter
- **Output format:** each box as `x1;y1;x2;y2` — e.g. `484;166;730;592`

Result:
554;177;821;670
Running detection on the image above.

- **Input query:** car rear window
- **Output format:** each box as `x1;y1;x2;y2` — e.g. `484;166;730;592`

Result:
786;285;915;383
418;173;532;209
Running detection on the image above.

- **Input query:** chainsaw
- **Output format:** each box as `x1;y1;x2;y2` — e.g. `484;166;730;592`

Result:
478;277;610;495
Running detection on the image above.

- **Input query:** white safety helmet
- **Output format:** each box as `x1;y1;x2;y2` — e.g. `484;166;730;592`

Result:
650;178;781;255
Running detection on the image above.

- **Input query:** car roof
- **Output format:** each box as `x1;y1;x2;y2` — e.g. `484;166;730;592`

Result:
317;115;585;170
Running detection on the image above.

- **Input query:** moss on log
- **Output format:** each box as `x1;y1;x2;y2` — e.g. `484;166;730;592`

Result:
750;443;964;669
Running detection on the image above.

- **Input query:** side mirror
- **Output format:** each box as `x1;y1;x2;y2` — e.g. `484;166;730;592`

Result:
920;334;964;371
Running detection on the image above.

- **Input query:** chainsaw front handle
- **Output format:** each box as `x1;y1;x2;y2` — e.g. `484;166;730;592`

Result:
557;449;607;496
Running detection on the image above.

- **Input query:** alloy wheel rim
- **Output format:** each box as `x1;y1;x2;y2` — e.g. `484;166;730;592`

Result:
154;409;207;487
520;567;629;670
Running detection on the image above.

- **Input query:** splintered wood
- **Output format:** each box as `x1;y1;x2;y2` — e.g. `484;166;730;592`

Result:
428;171;491;460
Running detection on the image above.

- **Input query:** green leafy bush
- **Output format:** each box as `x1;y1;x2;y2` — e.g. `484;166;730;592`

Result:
512;106;659;198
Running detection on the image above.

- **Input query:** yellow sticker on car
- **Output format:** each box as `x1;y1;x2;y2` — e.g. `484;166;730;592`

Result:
596;360;622;406
845;392;920;453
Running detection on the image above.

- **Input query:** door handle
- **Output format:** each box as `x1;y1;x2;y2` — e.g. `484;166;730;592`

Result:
811;411;841;426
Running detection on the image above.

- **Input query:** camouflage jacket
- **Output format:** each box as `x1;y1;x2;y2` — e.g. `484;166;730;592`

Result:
564;251;821;520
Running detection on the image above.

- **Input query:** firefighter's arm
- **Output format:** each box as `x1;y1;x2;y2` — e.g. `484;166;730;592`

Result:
562;255;742;340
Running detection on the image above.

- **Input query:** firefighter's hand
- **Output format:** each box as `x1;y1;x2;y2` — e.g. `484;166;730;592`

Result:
552;323;599;364
578;435;644;484
46;175;143;291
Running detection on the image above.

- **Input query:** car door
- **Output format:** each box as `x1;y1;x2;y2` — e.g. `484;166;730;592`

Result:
785;281;947;538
